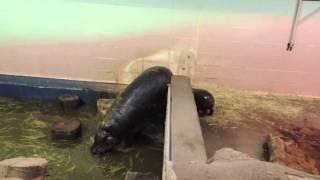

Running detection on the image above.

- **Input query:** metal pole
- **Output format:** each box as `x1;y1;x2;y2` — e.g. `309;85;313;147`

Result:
287;0;303;51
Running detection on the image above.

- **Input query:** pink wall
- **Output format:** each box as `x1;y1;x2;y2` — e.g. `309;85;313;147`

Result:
0;5;319;96
194;15;320;96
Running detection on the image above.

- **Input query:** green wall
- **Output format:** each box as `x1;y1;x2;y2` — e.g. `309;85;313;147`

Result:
1;0;319;43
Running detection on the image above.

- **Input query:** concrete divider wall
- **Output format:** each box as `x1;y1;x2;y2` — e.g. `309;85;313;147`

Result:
163;75;207;180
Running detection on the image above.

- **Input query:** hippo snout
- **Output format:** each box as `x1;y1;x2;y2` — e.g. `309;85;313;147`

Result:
91;129;117;155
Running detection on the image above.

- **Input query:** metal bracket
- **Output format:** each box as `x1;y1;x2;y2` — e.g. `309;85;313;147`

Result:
287;0;320;51
287;0;303;51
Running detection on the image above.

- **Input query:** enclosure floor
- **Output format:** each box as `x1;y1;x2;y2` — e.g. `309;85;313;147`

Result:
200;87;320;160
0;97;163;180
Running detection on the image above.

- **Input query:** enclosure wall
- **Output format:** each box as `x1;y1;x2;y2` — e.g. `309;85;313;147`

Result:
1;0;319;96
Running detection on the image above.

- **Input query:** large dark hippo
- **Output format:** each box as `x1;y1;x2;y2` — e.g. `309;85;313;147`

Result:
91;66;172;154
193;89;215;117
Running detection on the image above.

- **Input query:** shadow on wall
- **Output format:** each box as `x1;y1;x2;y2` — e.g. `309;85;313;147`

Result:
119;48;196;84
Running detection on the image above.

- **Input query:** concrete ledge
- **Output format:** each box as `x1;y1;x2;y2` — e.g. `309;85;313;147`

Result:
163;75;207;180
170;76;207;163
0;74;117;104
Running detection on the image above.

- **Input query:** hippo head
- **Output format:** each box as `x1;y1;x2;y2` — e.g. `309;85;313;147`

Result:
91;129;118;155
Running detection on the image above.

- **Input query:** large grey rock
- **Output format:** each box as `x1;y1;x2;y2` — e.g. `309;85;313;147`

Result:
189;148;320;180
207;148;253;163
124;171;160;180
0;157;48;179
171;148;320;180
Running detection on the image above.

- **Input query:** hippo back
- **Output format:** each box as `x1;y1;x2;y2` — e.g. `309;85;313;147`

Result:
104;66;172;137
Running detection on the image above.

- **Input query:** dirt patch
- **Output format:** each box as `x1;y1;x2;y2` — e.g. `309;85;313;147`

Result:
266;125;320;175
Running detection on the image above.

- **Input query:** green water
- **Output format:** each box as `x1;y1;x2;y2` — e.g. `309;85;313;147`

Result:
0;96;163;180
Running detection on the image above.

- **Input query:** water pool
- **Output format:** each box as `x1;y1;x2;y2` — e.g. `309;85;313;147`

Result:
0;96;163;180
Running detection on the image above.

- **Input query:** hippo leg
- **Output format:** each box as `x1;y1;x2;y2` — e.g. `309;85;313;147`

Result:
124;130;140;146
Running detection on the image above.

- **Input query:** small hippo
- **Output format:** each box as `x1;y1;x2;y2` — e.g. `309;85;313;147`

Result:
193;89;215;117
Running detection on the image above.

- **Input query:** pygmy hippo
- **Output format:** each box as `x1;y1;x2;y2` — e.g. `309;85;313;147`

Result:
193;89;215;117
91;66;172;155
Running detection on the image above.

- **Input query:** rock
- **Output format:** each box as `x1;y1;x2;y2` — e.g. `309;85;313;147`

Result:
134;115;165;145
265;135;286;163
58;94;80;112
207;148;253;163
265;126;320;175
51;118;82;140
0;157;48;179
96;99;113;118
173;148;320;180
124;171;160;180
